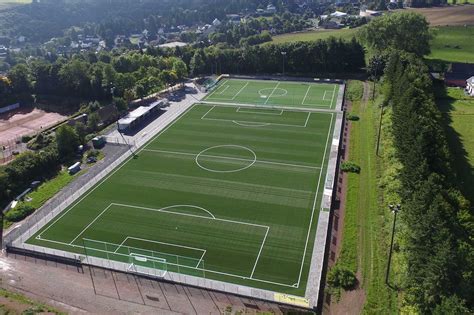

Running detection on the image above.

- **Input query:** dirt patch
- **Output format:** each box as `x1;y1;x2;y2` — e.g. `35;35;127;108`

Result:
1;251;287;315
405;5;474;26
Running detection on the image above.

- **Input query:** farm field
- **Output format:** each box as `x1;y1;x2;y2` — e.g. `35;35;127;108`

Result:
204;79;340;110
269;28;357;45
0;0;30;10
406;5;474;26
428;26;474;63
26;103;336;296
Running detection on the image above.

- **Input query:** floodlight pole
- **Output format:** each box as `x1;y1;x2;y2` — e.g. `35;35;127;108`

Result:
0;211;4;250
386;203;401;287
281;51;287;76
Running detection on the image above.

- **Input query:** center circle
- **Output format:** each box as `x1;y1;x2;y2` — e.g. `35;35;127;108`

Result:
195;145;257;173
258;88;288;97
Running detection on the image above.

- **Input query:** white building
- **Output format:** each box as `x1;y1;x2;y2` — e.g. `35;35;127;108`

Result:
467;76;474;97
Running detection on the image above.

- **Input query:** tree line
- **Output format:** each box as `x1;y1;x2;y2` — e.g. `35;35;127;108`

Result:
188;37;365;76
1;50;188;108
362;12;474;313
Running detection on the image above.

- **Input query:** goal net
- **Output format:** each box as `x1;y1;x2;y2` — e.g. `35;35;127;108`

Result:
127;253;167;277
81;238;205;279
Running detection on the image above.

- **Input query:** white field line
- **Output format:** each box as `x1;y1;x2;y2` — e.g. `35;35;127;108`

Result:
264;82;281;105
231;81;250;100
322;91;327;101
115;237;130;253
217;85;230;95
69;204;114;244
330;84;337;108
35;237;295;287
236;107;283;116
200;105;309;128
301;85;311;105
304;112;311;127
296;112;335;287
119;236;207;268
143;148;321;170
232;121;270;127
200;105;216;120
197;250;207;268
206;80;229;99
111;203;269;229
250;226;269;278
67;202;272;283
203;116;308;128
38;105;195;240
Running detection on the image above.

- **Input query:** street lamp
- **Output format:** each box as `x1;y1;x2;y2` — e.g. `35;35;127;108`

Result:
386;203;401;286
281;51;287;76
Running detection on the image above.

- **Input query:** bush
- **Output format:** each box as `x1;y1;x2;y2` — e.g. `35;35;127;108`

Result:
341;161;361;173
21;135;32;143
346;114;360;121
327;265;357;290
5;204;35;222
86;149;100;158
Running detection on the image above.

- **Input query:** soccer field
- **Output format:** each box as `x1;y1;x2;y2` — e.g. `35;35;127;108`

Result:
204;78;339;110
26;103;335;296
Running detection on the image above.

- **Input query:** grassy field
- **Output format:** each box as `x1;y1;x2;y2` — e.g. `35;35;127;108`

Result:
0;0;30;10
204;79;339;110
447;0;474;4
269;28;357;45
334;81;398;313
428;26;474;63
28;103;335;296
437;87;474;203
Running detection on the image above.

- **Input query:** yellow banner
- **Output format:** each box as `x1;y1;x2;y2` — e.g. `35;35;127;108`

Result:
274;293;310;308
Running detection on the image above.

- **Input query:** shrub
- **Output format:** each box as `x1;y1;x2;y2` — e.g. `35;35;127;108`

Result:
86;149;100;158
21;135;32;143
341;161;361;173
327;265;357;290
5;204;35;222
346;114;360;121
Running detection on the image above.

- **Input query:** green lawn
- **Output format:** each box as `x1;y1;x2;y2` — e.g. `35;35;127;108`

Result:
437;87;474;203
428;26;474;63
447;0;474;4
204;79;339;110
334;81;398;312
269;28;358;45
28;103;335;296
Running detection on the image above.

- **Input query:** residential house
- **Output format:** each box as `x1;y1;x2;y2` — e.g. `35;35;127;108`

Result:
466;76;474;96
445;63;474;87
359;7;382;18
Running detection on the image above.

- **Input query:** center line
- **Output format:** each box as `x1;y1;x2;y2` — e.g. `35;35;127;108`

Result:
264;82;281;105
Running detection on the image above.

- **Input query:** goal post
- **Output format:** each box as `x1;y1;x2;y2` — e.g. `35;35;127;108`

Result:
128;253;167;278
81;238;205;279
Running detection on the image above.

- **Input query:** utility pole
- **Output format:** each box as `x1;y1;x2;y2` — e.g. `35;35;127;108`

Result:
281;51;287;76
386;203;401;286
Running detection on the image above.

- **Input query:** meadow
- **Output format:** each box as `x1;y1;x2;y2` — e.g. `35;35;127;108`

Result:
269;28;357;45
428;26;474;63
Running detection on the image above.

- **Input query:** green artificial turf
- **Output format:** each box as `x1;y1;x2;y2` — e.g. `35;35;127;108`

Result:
28;103;335;296
204;79;339;110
